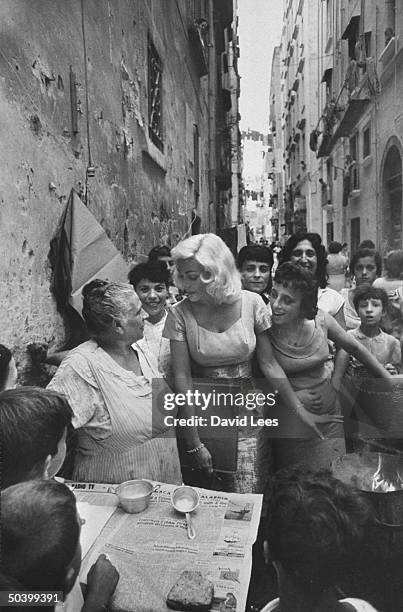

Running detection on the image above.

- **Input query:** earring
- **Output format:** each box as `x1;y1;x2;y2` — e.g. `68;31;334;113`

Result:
200;270;213;283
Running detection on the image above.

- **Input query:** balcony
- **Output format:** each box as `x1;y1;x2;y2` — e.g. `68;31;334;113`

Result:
332;98;370;140
317;132;333;158
316;60;374;158
378;36;403;85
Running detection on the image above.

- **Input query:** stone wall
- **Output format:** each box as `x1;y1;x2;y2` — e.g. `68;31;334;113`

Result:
0;0;215;381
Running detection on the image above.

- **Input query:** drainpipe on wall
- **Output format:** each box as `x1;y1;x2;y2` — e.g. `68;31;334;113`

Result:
374;5;380;251
207;0;216;232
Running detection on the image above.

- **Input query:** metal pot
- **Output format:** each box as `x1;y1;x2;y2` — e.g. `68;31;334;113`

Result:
332;452;403;553
115;479;159;514
349;374;403;436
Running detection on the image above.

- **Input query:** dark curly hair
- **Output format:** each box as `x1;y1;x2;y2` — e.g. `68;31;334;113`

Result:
273;262;318;320
328;241;343;254
349;248;382;278
265;466;373;592
279;233;328;288
128;260;170;288
353;285;389;314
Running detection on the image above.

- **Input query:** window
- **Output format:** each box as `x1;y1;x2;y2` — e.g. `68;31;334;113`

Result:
148;36;163;151
326;222;334;244
322;68;333;104
349;133;359;190
364;32;371;57
351;217;360;254
326;0;333;41
343;16;360;60
363;124;371;158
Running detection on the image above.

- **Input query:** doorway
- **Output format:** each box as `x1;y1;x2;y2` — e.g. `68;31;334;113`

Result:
383;145;402;249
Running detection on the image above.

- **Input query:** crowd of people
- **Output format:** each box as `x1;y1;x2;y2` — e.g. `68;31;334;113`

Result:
2;230;403;611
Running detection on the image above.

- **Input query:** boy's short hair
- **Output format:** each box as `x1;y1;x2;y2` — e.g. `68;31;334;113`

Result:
350;248;382;277
0;387;73;489
237;244;274;269
128;260;170;288
148;245;171;260
265;467;372;592
1;480;79;591
353;285;389;314
358;239;376;250
328;241;343;254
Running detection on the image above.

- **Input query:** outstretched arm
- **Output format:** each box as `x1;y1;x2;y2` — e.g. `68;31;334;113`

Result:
256;332;338;439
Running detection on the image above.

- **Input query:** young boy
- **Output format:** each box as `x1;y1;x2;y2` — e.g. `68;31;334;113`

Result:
128;260;172;377
0;387;73;490
262;467;377;612
333;286;401;380
333;286;401;446
1;480;119;612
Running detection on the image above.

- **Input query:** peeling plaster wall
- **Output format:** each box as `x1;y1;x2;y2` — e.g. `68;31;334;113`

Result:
0;0;212;381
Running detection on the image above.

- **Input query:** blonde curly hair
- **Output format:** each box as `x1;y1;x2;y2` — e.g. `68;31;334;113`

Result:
171;234;242;304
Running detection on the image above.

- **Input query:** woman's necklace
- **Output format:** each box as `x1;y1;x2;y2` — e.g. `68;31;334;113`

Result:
275;319;306;346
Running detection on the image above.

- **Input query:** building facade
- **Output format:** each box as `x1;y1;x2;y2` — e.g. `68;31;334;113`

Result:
270;0;325;243
0;0;239;380
270;0;402;252
242;130;272;243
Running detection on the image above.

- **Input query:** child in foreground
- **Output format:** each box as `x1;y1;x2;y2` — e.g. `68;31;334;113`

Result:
1;480;119;612
0;387;74;490
261;467;377;612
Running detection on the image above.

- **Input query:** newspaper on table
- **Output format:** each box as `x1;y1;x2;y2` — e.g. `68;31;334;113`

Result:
72;481;262;612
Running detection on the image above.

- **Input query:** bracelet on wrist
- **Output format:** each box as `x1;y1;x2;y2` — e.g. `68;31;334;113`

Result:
186;443;205;455
294;402;305;414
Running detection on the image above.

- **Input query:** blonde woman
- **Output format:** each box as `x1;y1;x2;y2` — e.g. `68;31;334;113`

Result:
163;234;340;493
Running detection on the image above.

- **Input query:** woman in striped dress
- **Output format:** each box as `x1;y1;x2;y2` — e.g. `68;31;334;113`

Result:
48;280;182;485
